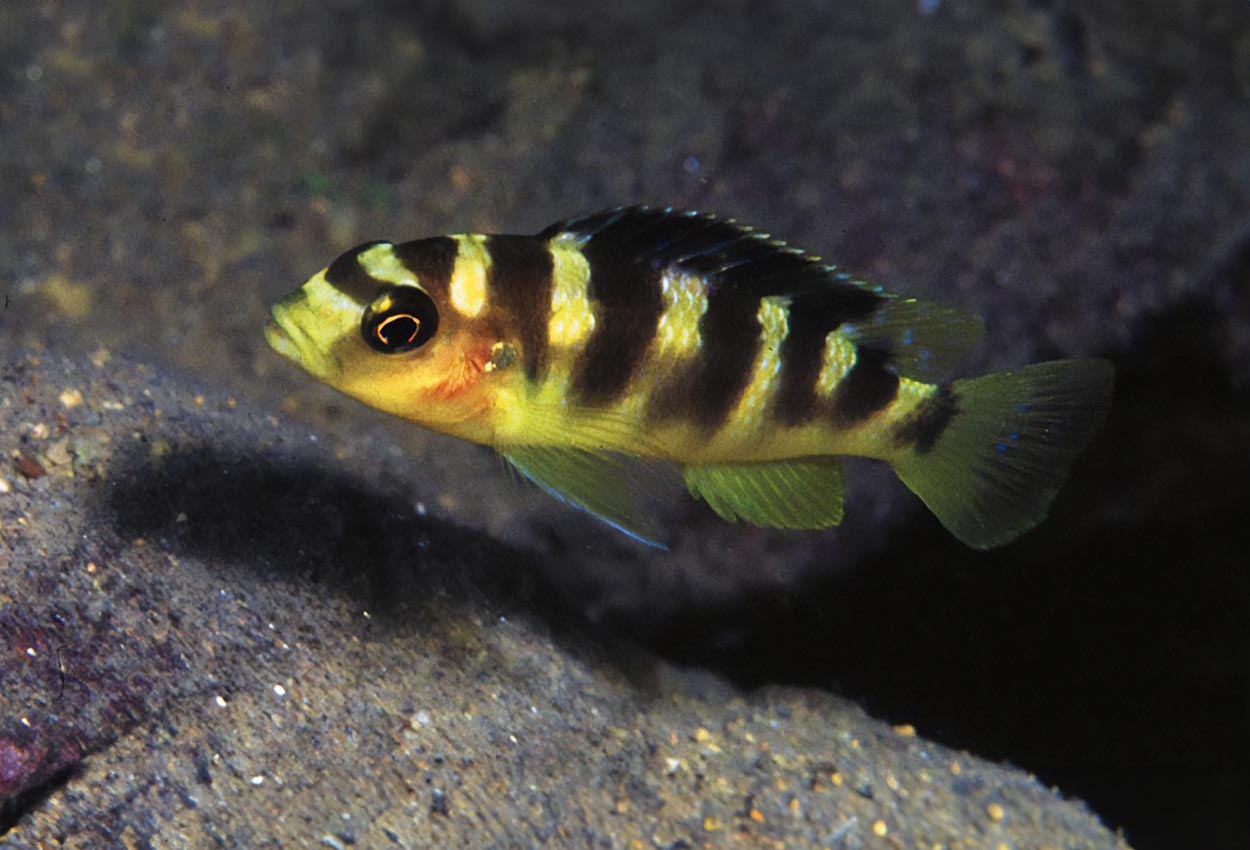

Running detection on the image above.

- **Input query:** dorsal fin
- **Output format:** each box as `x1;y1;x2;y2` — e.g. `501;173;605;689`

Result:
538;206;984;379
846;298;985;381
539;207;841;294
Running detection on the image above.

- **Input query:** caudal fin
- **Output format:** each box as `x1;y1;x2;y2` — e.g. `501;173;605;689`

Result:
892;359;1113;549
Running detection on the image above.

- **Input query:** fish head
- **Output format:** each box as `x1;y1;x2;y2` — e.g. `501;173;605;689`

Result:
266;242;501;439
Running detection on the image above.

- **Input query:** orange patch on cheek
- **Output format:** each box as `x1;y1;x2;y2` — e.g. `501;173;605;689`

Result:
427;342;492;403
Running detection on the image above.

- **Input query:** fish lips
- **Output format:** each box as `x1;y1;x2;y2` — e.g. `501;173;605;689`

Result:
265;305;340;378
264;316;299;360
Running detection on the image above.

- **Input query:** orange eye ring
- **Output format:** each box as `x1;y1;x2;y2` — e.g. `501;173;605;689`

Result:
362;287;439;353
375;313;420;347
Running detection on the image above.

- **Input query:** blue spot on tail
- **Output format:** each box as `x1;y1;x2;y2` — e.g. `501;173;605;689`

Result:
1009;432;1019;441
1015;403;1029;414
995;442;1008;453
902;328;914;346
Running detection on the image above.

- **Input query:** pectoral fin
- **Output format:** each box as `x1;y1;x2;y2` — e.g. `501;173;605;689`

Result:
683;458;845;529
501;445;675;547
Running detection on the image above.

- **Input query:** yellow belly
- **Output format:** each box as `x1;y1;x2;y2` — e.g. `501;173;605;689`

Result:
486;374;938;466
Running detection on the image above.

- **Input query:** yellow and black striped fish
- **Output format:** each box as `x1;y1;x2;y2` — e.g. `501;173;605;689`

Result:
266;206;1112;548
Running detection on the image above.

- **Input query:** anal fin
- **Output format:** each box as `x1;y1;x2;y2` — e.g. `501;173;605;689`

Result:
683;458;845;529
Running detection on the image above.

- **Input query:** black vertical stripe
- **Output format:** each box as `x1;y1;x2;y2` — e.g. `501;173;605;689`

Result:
774;286;883;425
570;240;664;407
537;207;905;431
323;240;389;303
648;285;762;430
646;243;818;431
484;235;554;380
691;290;762;428
392;236;458;300
651;248;825;431
831;345;899;427
892;384;958;453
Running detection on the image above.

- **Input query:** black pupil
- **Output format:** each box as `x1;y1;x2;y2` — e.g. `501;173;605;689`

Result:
363;287;438;353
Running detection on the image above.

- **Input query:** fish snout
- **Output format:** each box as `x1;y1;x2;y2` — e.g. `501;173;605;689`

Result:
264;314;298;360
265;300;339;378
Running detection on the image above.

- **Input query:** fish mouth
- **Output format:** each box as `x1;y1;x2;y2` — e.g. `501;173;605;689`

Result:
264;316;299;361
265;304;338;378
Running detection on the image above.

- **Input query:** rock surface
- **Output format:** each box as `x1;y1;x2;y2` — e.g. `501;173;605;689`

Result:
1;353;1127;848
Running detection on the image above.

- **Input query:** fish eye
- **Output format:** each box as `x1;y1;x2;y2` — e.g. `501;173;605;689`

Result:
362;287;439;353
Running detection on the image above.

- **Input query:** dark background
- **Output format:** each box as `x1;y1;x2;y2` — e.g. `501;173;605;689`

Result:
2;1;1247;847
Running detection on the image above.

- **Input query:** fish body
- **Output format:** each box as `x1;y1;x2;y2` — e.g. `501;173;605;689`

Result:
266;206;1112;548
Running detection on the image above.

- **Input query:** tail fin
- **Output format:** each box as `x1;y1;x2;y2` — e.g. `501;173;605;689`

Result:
892;359;1113;549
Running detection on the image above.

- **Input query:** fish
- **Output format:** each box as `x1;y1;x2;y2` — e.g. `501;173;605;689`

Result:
265;206;1113;549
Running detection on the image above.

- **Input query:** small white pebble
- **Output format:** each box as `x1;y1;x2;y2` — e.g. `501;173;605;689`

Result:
249;775;265;786
321;837;346;850
273;684;286;697
214;695;228;708
25;647;36;657
665;758;681;774
414;710;431;726
20;717;31;728
0;477;11;494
